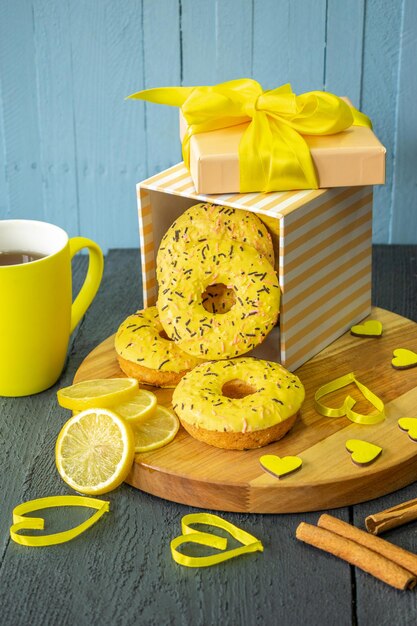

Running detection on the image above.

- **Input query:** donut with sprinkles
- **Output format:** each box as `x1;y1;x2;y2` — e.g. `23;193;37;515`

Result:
157;203;274;276
114;307;206;388
157;239;280;359
172;357;305;450
157;203;274;314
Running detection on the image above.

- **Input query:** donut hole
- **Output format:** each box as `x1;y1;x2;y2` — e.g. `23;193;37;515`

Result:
201;283;236;314
159;329;170;340
222;379;257;399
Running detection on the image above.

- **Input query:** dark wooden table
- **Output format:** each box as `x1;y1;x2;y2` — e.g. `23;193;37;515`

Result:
1;245;417;626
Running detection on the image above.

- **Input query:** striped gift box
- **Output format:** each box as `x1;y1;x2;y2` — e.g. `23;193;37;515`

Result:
137;162;372;371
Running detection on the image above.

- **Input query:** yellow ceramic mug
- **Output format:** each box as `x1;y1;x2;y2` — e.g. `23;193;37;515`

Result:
0;220;104;396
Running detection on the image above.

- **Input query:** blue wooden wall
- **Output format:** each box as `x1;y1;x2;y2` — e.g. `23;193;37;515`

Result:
0;0;416;251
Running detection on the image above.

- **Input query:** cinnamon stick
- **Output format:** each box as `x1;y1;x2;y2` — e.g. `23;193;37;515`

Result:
365;498;417;535
318;514;417;577
296;522;416;590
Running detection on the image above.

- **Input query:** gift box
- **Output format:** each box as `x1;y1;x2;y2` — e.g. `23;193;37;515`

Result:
137;162;373;371
179;106;385;195
129;80;385;195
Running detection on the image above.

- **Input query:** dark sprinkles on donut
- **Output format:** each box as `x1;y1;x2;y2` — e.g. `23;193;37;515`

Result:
115;307;207;387
157;238;279;360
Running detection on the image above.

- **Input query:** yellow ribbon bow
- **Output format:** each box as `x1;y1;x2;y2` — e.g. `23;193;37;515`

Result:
127;78;372;192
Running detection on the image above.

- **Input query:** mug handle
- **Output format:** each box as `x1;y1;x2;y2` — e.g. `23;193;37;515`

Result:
69;237;104;334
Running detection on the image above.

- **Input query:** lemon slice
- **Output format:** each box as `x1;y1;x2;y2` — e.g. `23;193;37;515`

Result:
113;390;157;424
55;408;135;495
57;378;139;411
133;405;180;452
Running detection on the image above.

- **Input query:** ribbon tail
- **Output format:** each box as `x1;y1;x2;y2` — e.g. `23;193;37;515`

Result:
272;120;319;190
239;115;319;193
349;105;373;130
126;86;194;106
181;126;195;169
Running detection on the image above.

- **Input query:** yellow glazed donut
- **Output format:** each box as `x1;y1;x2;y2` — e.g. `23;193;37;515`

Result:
156;202;274;278
172;357;305;450
114;307;205;388
157;203;274;315
157;239;280;359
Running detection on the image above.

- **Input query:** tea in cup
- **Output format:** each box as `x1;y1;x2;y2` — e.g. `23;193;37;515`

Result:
0;220;104;396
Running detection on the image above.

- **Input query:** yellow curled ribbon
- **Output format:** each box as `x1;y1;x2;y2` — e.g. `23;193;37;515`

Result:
314;372;385;425
10;496;110;547
127;78;372;192
170;513;263;568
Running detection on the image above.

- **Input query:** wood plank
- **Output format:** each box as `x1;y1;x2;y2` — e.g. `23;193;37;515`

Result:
181;0;253;86
0;70;9;218
252;0;292;89
142;0;182;176
325;0;365;105
391;0;417;243
32;0;79;235
361;0;403;243
68;0;146;251
215;0;253;82
181;0;216;84
74;307;417;513
253;0;327;92
0;0;44;220
371;244;417;320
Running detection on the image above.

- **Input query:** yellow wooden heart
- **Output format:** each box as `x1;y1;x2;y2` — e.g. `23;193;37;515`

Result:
259;454;302;479
350;320;383;338
398;418;417;442
345;439;382;466
392;348;417;370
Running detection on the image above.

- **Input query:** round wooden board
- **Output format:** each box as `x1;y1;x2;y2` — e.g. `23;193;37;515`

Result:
74;308;417;513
